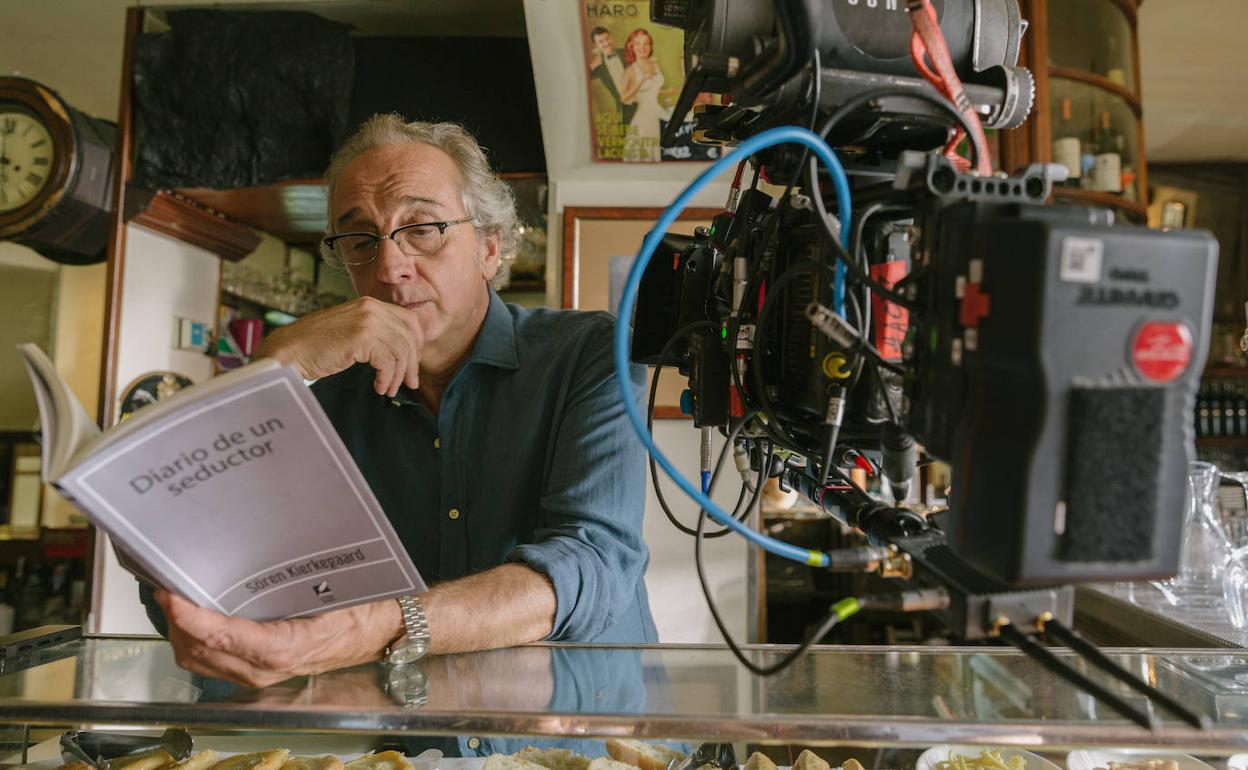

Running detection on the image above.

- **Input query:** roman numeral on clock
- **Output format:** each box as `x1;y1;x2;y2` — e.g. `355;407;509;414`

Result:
32;157;50;166
30;139;47;149
26;172;43;186
1;118;14;134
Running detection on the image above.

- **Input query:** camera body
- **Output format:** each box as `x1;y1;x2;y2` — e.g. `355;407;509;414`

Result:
639;0;1219;589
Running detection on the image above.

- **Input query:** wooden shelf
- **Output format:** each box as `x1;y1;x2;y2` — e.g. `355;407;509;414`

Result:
1052;187;1147;218
1196;436;1248;449
1049;66;1142;117
1205;366;1248;379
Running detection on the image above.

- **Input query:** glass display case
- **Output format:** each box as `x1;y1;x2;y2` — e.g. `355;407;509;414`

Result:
1010;0;1146;221
1046;0;1136;92
4;637;1248;767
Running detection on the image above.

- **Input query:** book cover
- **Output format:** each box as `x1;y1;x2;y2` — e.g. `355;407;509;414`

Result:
20;344;425;621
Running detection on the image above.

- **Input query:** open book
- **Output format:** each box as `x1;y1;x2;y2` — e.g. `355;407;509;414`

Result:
19;344;425;621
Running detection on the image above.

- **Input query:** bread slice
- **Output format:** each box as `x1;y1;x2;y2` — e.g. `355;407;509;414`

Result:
172;752;220;770
839;760;864;770
281;758;345;770
604;740;684;770
209;750;290;770
114;750;176;770
743;754;778;770
483;756;551;770
515;747;592;770
588;759;640;770
344;753;412;770
793;752;830;770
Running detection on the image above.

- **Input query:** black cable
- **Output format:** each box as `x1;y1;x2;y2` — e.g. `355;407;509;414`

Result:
807;162;921;312
1044;619;1209;729
808;50;822;135
872;358;901;428
648;321;757;538
998;623;1155;731
696;416;852;677
805;86;981;312
648;321;727;537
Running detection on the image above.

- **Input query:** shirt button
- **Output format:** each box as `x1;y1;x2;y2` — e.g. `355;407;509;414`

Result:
433;437;440;449
467;738;481;750
448;508;460;520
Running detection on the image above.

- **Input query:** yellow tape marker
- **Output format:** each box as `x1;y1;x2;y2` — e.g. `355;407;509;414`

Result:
832;597;862;621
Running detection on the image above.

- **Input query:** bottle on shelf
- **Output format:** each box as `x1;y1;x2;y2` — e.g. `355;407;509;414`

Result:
1080;113;1098;191
1197;382;1211;437
1209;380;1221;438
1238;383;1248;437
1052;97;1082;187
1091;111;1123;194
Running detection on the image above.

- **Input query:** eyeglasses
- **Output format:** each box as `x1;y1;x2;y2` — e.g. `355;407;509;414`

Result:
323;217;475;266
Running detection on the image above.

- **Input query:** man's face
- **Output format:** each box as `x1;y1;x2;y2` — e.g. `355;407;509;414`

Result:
333;143;499;354
593;32;615;56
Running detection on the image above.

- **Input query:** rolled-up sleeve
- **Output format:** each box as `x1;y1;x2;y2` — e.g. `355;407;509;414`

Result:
509;320;649;641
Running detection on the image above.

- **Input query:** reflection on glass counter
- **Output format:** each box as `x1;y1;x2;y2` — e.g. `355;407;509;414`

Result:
1046;0;1136;92
3;638;1248;751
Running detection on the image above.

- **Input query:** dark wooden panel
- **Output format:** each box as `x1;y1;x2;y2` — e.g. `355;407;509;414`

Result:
129;189;262;262
177;180;326;246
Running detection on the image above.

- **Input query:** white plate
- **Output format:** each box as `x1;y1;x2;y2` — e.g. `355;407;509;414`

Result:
917;745;1061;770
1066;750;1215;770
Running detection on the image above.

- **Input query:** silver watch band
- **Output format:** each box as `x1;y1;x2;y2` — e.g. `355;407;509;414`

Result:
388;594;430;665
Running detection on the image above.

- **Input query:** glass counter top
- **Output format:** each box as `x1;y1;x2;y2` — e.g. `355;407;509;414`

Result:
3;637;1248;751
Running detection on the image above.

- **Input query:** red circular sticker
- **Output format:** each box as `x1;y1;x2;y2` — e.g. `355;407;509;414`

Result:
1132;322;1193;383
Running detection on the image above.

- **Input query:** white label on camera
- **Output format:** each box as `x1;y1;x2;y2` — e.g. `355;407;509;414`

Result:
1060;237;1104;284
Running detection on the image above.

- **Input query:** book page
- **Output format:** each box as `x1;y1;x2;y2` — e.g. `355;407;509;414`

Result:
17;343;100;479
58;364;424;620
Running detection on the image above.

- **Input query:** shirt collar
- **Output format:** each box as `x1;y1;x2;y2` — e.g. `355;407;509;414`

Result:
462;289;520;371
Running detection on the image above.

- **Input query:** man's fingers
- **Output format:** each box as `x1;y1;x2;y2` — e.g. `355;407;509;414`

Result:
402;310;423;390
159;592;297;688
173;636;283;688
369;345;400;397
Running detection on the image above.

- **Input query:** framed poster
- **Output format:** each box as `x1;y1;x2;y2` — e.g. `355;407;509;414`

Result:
562;206;720;418
580;0;723;163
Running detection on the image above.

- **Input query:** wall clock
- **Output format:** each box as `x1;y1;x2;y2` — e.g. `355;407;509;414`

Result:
0;77;117;265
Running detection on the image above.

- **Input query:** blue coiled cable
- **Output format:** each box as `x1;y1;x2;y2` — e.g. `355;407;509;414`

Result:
614;125;852;568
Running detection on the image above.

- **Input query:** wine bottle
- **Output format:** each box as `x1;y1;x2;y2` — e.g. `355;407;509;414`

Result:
1210;382;1224;438
1052;97;1082;187
1238;383;1248;437
1092;111;1123;193
1225;382;1240;437
1198;382;1211;436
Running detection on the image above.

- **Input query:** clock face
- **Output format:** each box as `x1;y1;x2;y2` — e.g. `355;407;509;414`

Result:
0;110;54;213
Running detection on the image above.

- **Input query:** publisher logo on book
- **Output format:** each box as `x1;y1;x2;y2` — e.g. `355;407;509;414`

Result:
314;581;336;604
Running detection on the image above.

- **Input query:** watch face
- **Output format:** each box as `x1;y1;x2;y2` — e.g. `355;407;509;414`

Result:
0;110;54;213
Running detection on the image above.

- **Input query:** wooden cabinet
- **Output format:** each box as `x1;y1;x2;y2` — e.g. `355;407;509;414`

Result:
1004;0;1147;220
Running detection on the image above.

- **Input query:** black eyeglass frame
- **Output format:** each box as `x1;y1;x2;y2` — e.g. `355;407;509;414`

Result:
322;217;475;265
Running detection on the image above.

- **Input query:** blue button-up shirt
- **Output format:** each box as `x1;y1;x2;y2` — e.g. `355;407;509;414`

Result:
139;291;657;756
311;290;658;644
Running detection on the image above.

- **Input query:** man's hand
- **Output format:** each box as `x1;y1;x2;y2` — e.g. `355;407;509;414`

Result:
254;296;424;397
154;590;401;689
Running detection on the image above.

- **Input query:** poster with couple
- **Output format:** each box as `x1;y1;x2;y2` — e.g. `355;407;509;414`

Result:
581;0;722;163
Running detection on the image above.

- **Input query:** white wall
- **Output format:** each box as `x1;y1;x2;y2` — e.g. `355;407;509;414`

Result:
93;224;221;634
524;0;751;644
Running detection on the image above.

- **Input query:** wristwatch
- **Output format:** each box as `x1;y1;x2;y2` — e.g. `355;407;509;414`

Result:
387;594;430;666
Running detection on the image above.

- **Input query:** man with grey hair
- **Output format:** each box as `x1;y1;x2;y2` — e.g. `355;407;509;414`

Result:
141;114;658;691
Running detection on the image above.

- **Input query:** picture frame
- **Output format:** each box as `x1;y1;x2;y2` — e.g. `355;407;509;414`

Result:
561;206;720;419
